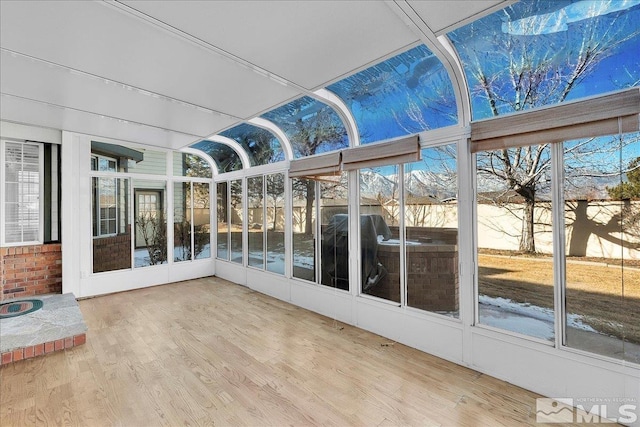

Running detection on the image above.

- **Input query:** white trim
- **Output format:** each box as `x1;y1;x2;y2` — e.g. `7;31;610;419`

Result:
0;120;62;145
551;142;566;350
313;88;361;147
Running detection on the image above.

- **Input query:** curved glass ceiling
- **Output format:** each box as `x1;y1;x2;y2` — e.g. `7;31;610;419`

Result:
190;140;242;173
220;123;284;166
261;96;348;158
328;44;457;144
449;0;640;120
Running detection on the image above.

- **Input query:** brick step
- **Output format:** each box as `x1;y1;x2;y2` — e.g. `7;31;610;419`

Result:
0;293;88;366
1;333;86;365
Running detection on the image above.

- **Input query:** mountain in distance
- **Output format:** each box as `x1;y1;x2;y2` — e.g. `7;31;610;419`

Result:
359;169;457;200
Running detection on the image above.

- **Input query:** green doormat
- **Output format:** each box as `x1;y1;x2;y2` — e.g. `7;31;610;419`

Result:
0;299;44;319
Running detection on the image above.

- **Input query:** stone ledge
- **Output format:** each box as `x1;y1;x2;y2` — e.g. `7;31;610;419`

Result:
0;293;88;366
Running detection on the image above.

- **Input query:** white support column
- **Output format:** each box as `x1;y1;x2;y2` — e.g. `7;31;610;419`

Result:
457;136;476;366
61;131;91;297
551;142;566;350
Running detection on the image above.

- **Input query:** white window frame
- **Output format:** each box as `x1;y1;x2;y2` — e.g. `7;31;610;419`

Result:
0;139;44;247
91;154;119;238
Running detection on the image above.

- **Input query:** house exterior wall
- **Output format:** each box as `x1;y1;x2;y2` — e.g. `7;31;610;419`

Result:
0;243;62;301
92;230;132;273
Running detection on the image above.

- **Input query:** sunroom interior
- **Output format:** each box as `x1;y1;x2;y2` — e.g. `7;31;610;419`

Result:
1;0;639;425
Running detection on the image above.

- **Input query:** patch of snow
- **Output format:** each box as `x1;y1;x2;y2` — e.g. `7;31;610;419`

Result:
478;295;596;341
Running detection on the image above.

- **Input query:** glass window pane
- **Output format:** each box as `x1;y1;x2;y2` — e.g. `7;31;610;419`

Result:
230;179;243;264
262;96;348;158
360;166;400;302
292;178;316;282
405;145;458;317
193;183;211;260
133;180;167;268
173;182;191;262
320;176;349;290
563;131;640;363
328;44;456;143
3;142;41;244
449;0;640;120
173;153;212;178
476;145;554;341
220;123;285;165
191;141;243;173
92;177;131;273
266;173;285;275
247;176;265;269
217;182;229;260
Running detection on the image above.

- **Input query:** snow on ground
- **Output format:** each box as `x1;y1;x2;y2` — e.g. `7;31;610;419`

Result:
478;295;596;341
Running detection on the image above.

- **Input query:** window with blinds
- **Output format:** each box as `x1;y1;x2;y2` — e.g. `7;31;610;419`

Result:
2;141;43;245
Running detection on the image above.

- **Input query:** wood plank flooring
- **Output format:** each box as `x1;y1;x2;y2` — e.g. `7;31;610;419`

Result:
1;277;572;426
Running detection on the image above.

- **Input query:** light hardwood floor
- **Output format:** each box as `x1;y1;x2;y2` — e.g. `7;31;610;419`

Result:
1;277;572;426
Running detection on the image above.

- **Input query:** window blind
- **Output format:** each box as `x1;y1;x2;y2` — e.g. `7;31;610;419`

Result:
470;88;640;153
288;151;342;180
341;135;420;171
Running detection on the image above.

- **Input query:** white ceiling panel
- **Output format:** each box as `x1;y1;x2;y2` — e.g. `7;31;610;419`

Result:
120;1;421;90
406;1;508;35
0;50;238;138
0;94;200;149
0;1;300;119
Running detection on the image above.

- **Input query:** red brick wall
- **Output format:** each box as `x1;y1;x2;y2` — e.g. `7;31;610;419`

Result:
0;244;62;301
92;233;132;273
372;241;459;312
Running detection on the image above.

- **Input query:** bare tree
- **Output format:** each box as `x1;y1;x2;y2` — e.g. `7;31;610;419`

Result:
266;173;285;231
287;106;348;235
458;2;640;253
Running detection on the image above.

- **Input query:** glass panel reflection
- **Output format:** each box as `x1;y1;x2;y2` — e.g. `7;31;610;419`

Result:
173;181;191;262
449;0;640;120
476;145;554;340
405;145;459;317
247;176;264;269
328;44;457;143
193;183;211;260
320;176;348;290
359;166;400;302
266;173;285;275
173;153;212;178
230;179;243;263
133;180;168;267
262;96;348;158
292;178;316;282
563;131;640;363
92;177;131;273
221;123;285;165
191;140;243;173
217;182;229;260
